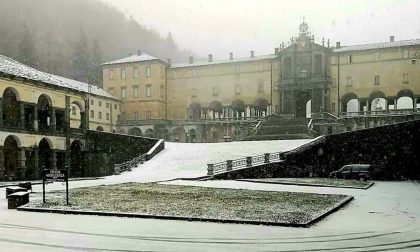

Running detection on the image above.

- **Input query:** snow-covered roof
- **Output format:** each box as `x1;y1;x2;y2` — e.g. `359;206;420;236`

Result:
334;39;420;53
101;53;164;66
170;54;278;69
0;55;117;100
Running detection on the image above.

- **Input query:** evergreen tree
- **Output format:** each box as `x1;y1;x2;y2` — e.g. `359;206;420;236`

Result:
17;24;36;66
89;38;103;87
72;27;90;82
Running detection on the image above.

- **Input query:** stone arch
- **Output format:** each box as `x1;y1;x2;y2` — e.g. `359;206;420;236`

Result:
3;135;21;180
231;99;245;118
397;89;414;99
96;126;104;131
294;92;310;118
144;128;154;138
37;94;53;131
71;100;85;129
70;139;85;178
188;102;201;120
171;126;186;142
2;87;20;127
38;137;53;170
396;89;415;109
341;93;359;113
128;127;142;136
209;101;223;113
369;91;386;112
188;128;197;143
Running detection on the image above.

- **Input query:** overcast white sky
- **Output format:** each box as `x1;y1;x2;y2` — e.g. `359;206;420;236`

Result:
100;0;420;59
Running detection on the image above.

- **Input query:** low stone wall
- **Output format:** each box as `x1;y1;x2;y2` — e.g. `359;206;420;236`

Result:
214;119;420;180
283;119;420;180
83;131;161;177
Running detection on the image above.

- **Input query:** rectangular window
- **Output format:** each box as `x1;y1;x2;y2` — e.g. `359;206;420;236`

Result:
133;67;139;78
90;99;94;105
106;113;109;120
172;89;176;99
72;106;76;115
98;112;102;119
146;111;152;119
146;85;152;97
106;103;109;108
258;79;264;93
403;73;409;83
212;87;219;96
172;70;177;79
346;77;352;87
90;110;94;118
348;55;352;64
146;66;151;77
133;86;139;98
121;87;127;98
374;75;380;85
134;111;139;120
331;103;335;111
98;101;102;107
108;69;114;80
160;85;164;98
160;66;164;78
114;104;117;110
120;68;126;80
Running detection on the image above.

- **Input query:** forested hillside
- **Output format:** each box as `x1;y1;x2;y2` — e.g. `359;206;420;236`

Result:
0;0;194;86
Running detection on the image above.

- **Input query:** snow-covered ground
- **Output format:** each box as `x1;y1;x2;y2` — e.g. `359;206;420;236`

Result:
2;139;420;251
31;139;309;192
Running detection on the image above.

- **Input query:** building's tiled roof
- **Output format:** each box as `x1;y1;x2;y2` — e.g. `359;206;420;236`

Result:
334;39;420;53
101;53;163;65
170;54;278;68
0;55;117;99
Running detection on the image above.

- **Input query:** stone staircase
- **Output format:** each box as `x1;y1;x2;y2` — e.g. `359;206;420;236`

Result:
242;115;314;140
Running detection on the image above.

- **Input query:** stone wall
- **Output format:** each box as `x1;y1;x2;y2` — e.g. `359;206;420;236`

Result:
83;131;160;177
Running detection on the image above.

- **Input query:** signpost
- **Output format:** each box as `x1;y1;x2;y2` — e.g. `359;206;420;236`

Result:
42;166;69;205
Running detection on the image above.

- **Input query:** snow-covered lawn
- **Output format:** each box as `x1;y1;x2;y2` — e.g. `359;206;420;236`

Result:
23;182;349;225
100;139;311;184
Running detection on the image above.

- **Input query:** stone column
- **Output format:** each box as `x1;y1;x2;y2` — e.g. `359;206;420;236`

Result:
280;91;284;113
321;89;325;112
20;103;25;129
50;107;56;134
0;97;3;127
413;97;417;111
0;147;4;179
33;148;40;179
33;106;38;132
18;148;26;179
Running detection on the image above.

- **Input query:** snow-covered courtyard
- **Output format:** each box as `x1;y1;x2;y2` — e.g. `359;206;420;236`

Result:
1;139;420;251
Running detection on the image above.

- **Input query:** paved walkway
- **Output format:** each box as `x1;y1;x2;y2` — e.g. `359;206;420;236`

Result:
0;140;419;251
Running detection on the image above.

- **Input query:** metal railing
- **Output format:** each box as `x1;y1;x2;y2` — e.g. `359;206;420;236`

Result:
114;154;146;175
340;109;419;118
207;152;282;176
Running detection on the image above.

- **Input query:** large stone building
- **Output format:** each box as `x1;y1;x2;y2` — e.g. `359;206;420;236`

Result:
0;55;123;180
103;22;420;142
